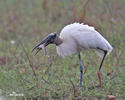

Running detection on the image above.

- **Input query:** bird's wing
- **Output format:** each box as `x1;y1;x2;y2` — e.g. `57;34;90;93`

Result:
59;23;113;57
71;26;113;57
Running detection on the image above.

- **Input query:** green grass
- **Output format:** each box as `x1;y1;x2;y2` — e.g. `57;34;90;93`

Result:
0;0;125;99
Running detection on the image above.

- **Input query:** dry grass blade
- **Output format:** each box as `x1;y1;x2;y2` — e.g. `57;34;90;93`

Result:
17;39;36;77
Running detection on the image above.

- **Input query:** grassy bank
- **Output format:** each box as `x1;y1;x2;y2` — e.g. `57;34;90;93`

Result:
0;0;125;99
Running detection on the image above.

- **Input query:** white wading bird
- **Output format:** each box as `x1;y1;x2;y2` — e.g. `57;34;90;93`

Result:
32;23;113;87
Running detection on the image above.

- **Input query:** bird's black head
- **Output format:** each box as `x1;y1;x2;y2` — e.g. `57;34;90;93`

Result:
32;32;57;55
45;32;57;46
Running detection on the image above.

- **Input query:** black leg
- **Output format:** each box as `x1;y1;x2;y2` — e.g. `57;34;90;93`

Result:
99;51;107;70
78;52;83;87
97;51;107;86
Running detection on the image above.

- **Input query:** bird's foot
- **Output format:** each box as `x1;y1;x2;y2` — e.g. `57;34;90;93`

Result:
94;81;103;87
107;95;116;100
94;83;101;87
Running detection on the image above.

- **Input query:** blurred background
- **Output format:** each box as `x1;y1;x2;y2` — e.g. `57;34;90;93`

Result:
0;0;125;99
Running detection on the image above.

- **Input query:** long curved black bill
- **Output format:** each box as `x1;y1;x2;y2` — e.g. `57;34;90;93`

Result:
32;35;50;52
34;48;41;55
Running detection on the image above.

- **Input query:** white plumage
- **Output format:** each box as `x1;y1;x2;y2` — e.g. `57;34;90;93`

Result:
56;23;113;58
32;22;113;87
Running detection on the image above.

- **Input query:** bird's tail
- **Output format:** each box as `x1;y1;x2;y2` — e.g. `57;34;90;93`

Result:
94;47;113;58
94;49;104;58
